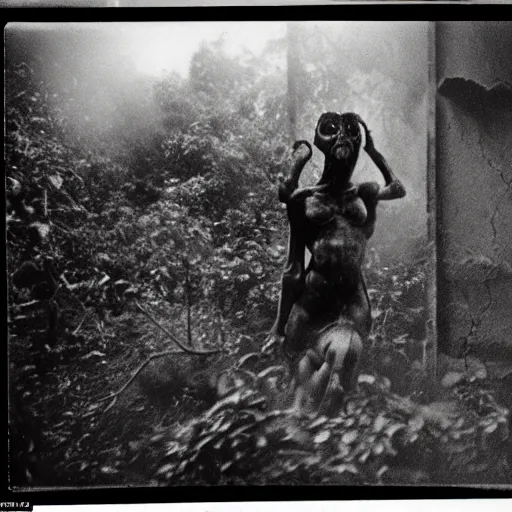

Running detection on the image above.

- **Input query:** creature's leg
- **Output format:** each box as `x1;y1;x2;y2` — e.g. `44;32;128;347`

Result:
292;349;322;413
307;349;339;413
335;329;363;392
297;326;363;416
346;274;372;339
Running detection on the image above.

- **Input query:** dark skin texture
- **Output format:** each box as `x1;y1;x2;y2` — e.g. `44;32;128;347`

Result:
267;112;406;415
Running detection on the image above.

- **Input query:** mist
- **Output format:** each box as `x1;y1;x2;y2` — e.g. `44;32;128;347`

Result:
6;21;427;264
6;22;285;159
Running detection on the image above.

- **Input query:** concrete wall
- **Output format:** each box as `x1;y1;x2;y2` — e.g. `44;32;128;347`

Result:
436;22;512;365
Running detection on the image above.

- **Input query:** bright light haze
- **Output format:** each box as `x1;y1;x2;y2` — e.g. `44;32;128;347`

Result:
8;22;287;77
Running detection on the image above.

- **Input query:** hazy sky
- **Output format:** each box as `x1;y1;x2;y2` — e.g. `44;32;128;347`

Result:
126;22;286;76
8;22;286;77
6;19;428;262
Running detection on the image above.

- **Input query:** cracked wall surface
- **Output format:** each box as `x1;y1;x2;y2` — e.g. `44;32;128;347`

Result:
437;22;512;362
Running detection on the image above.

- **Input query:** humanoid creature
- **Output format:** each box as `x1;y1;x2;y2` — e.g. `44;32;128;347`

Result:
267;112;405;415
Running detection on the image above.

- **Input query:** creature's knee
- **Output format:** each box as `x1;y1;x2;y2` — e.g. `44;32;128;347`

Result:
324;329;362;370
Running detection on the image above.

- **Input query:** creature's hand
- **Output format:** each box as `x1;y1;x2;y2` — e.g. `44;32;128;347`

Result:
262;329;285;355
389;179;406;198
292;140;313;156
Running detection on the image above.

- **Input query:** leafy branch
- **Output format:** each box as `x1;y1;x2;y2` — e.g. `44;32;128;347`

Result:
95;300;223;412
134;300;222;356
96;349;194;413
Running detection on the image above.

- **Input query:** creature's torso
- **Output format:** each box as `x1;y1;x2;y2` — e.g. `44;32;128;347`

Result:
302;191;375;286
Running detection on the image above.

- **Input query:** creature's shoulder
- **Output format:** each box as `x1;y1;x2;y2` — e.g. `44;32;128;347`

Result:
357;181;380;205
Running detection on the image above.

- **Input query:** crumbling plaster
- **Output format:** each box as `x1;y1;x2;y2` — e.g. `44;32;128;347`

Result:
436;22;512;363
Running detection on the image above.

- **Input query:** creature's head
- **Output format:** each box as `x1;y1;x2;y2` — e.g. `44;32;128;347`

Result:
314;112;364;171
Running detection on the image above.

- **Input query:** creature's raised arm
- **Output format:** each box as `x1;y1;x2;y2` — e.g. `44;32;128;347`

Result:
278;141;313;203
358;118;406;201
267;140;313;339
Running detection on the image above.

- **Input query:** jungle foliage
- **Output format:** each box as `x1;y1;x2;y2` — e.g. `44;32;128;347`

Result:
6;28;511;488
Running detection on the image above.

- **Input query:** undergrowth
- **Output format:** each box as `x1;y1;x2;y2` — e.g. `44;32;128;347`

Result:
148;361;510;486
8;262;512;488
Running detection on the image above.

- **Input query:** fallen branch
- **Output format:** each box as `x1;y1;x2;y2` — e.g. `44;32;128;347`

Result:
97;349;185;409
18;300;41;309
97;343;222;412
134;300;221;356
95;303;224;412
88;298;223;411
71;310;92;336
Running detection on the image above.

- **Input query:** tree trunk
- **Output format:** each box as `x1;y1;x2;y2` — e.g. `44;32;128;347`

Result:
287;22;300;144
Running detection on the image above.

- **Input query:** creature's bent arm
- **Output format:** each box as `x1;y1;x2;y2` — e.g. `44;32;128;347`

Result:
270;222;306;336
357;118;406;201
268;141;311;339
278;141;313;203
367;144;406;201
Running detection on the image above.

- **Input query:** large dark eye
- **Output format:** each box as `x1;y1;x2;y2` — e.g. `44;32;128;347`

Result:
320;120;338;136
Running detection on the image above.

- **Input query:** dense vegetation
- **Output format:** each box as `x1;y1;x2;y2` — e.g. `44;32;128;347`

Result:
7;25;511;488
